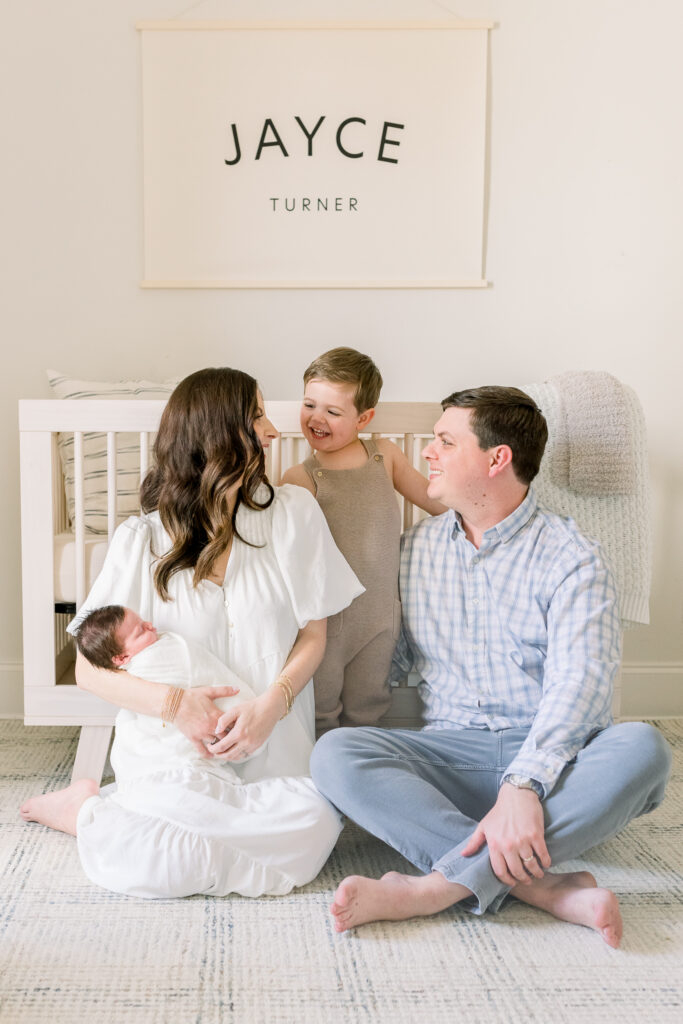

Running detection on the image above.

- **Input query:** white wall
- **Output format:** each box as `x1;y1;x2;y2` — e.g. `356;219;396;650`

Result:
2;0;682;715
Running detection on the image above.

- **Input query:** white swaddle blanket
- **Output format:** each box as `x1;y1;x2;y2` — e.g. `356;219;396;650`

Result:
111;632;266;783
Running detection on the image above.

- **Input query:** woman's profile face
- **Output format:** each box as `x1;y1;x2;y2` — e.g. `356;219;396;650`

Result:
252;390;278;449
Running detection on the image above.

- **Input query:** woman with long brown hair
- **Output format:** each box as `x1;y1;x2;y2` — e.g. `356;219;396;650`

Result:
21;368;362;898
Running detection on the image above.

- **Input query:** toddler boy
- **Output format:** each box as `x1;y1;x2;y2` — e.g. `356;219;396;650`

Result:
281;347;444;732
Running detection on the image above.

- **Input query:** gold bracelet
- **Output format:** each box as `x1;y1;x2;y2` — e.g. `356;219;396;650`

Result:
168;687;184;723
161;686;183;725
274;680;293;717
273;674;294;718
278;672;294;695
279;673;295;712
161;685;185;726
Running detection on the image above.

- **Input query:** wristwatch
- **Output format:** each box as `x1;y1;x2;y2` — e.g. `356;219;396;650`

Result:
502;774;544;798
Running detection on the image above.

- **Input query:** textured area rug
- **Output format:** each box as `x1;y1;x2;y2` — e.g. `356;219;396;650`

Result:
1;719;682;1024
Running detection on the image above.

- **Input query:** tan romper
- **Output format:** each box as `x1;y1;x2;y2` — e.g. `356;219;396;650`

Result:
303;439;401;732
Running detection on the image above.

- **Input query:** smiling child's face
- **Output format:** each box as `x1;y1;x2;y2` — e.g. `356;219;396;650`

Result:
300;379;371;454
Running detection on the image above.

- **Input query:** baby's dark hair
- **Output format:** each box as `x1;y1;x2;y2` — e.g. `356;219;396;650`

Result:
73;605;127;670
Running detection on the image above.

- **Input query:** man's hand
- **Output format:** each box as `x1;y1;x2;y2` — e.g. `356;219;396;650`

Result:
460;783;551;886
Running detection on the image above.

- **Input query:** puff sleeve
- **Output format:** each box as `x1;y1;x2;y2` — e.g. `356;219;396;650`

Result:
66;516;155;636
271;485;364;628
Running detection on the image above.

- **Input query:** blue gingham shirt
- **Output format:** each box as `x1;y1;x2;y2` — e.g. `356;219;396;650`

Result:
392;489;621;797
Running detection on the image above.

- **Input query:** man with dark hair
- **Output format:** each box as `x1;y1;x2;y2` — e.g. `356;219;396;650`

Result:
441;385;548;485
311;385;671;946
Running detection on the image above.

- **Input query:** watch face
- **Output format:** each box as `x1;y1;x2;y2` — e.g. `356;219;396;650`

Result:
505;774;542;797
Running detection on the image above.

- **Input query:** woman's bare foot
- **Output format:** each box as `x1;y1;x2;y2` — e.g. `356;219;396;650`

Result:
20;779;99;836
330;871;472;933
512;870;623;948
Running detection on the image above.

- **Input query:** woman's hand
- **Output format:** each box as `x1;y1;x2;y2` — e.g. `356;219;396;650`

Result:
173;685;242;757
208;618;327;761
209;687;283;761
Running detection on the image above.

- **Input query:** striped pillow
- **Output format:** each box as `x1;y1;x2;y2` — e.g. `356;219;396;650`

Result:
47;370;178;535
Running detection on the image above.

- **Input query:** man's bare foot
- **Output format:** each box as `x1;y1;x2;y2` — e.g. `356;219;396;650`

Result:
330;871;472;933
512;870;623;948
20;779;99;836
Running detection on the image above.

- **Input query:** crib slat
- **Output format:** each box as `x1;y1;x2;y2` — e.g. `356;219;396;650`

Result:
52;434;68;533
270;436;282;482
297;436;311;463
403;432;416;529
106;432;117;542
280;435;294;477
415;435;426;468
73;431;86;609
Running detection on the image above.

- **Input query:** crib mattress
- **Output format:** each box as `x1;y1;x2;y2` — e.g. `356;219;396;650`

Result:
54;532;108;604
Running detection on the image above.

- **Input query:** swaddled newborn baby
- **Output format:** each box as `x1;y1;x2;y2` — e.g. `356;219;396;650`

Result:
73;605;266;783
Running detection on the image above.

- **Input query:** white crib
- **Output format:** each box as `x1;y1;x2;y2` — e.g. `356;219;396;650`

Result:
19;399;442;782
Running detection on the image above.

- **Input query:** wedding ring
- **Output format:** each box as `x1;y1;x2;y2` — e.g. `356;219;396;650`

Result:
522;855;535;863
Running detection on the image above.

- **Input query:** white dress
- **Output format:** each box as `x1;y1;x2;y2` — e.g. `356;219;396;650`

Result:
68;485;364;899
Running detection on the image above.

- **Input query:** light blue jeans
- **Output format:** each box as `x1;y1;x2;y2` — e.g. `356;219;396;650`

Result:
310;721;672;914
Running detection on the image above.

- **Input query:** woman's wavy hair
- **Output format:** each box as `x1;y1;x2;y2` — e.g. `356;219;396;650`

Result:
140;367;274;600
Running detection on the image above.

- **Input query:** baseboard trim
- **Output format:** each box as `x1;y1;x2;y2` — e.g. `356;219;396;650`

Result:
0;663;23;718
620;662;683;719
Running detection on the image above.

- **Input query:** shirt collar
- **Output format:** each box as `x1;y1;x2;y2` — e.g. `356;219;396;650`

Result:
449;487;538;546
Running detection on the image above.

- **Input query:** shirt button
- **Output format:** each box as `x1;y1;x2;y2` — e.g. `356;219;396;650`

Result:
472;599;479;606
472;558;479;566
374;454;381;461
317;470;323;477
